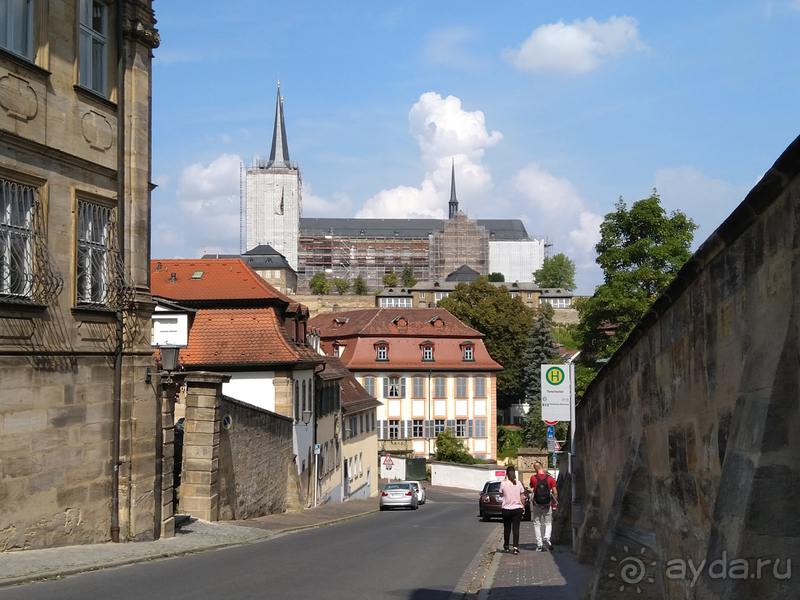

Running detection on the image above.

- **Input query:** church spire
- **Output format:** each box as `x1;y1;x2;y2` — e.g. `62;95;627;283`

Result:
448;159;459;219
268;82;290;168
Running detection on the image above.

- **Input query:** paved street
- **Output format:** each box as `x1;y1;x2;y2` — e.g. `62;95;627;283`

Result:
0;486;591;600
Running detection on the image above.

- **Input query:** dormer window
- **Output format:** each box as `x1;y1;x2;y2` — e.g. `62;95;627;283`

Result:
392;316;408;328
375;340;389;361
461;341;475;362
332;342;340;358
421;341;435;362
429;316;445;328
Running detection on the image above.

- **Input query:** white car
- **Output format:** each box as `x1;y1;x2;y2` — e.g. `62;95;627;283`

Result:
403;481;426;505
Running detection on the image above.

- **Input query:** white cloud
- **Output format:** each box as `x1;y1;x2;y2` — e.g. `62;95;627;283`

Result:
303;184;353;217
514;164;582;215
357;92;502;219
568;211;604;253
505;16;646;76
424;27;489;72
161;153;243;256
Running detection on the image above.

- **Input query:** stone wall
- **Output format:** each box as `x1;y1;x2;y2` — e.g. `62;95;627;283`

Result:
218;397;293;520
292;295;376;318
574;136;800;599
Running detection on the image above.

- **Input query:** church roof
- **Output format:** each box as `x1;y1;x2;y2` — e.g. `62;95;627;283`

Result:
445;265;481;282
268;83;290;168
299;217;530;240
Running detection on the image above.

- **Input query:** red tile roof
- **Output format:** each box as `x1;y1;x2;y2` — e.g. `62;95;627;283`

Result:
341;372;381;414
180;307;320;366
150;259;293;304
332;337;501;371
308;308;483;338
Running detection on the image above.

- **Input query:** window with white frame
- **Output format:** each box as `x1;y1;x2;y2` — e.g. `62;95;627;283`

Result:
0;0;34;59
421;343;434;361
462;344;474;361
456;419;467;438
434;376;446;398
541;297;571;308
412;419;423;438
363;375;375;396
474;418;487;438
375;343;388;361
77;200;114;305
419;292;426;298
0;178;35;298
79;0;109;96
388;420;400;440
380;296;412;308
474;376;486;398
455;376;467;398
434;291;449;302
434;419;445;435
384;376;404;398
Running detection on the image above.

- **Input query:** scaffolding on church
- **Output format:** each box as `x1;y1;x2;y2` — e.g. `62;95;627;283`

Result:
428;214;489;281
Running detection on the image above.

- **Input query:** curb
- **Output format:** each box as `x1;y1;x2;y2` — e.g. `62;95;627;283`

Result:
0;508;379;588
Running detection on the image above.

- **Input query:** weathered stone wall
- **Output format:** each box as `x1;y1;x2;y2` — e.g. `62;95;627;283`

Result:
574;136;800;599
292;295;376;318
218;397;293;520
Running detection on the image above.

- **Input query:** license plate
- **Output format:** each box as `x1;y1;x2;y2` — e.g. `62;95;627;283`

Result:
390;493;401;498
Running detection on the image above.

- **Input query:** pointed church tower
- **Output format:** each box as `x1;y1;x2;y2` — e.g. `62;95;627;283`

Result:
246;82;302;270
448;159;459;220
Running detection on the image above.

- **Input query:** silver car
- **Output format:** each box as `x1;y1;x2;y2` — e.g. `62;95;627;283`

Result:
380;482;418;510
403;481;426;505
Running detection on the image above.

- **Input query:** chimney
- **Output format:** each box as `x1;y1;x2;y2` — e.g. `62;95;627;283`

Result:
170;272;177;284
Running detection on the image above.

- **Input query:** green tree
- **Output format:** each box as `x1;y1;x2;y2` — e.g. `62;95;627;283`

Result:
438;277;536;407
400;264;418;288
497;425;523;458
533;253;576;290
521;309;565;448
353;275;370;295
332;277;351;295
488;272;505;282
434;429;478;464
382;269;398;287
577;191;697;359
309;272;331;295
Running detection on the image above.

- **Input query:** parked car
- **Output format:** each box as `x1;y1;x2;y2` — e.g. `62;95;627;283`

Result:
380;482;419;510
478;480;531;521
403;481;426;504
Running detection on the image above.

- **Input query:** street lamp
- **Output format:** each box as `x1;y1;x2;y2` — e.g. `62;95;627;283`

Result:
302;410;312;425
160;345;180;373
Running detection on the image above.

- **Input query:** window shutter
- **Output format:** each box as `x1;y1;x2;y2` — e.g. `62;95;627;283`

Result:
446;419;456;433
377;420;383;439
400;377;406;398
424;419;433;439
468;419;473;438
382;377;389;399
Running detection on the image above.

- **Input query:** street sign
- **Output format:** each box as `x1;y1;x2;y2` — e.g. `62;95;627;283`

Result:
314;444;321;455
547;425;556;453
383;454;394;466
544;420;559;425
541;364;572;422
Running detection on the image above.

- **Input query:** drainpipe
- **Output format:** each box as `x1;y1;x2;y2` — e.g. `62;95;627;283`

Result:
110;0;126;543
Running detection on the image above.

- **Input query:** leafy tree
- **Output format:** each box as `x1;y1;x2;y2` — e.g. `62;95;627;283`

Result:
400;264;418;288
521;309;566;448
309;272;331;295
438;277;536;407
382;269;398;287
488;272;505;282
497;425;523;458
332;278;350;295
533;253;576;290
577;191;697;359
434;429;477;464
353;275;370;295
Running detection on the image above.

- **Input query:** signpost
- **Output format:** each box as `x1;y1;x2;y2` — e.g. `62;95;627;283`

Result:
541;363;577;552
383;454;394;471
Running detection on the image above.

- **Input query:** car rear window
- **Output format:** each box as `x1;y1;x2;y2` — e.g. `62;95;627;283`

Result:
487;482;501;493
385;483;409;491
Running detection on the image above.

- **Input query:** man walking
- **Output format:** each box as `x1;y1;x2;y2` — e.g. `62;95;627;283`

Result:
530;461;557;551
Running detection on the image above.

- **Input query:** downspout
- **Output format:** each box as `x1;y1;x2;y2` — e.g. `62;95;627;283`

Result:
110;0;126;543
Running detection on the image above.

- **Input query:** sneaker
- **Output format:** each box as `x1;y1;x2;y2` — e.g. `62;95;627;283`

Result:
536;544;544;552
544;538;553;550
503;546;510;553
513;548;520;555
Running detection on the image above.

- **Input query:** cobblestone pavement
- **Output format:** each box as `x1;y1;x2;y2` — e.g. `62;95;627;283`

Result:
481;517;592;600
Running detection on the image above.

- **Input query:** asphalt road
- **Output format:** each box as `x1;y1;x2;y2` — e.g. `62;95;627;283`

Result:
0;489;498;600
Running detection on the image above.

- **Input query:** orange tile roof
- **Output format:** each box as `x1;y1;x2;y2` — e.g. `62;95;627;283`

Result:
180;307;320;366
331;337;501;371
150;259;293;304
308;308;483;338
341;372;381;414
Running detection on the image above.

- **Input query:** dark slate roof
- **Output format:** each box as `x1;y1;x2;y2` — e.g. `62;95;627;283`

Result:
202;245;294;271
299;218;529;240
445;265;481;282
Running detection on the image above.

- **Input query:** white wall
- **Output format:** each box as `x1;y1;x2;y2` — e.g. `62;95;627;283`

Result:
292;369;315;475
431;462;508;491
489;239;545;282
222;372;276;412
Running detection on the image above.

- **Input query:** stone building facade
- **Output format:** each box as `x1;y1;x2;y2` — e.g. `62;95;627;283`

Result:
0;1;162;549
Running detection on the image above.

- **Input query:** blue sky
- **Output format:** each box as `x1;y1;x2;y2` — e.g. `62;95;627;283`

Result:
150;1;800;293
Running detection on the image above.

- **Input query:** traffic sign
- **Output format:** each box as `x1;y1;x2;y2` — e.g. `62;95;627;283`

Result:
314;444;321;455
383;454;394;466
544;420;559;426
547;425;556;452
541;364;572;422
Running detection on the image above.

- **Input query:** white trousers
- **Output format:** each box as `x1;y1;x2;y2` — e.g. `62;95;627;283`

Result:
532;504;552;545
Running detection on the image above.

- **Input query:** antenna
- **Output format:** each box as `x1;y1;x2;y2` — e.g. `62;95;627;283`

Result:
239;160;243;254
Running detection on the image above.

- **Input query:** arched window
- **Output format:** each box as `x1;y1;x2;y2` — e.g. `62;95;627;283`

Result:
294;381;300;421
302;380;307;412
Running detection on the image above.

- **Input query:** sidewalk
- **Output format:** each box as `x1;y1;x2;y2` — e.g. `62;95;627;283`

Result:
481;519;593;600
0;496;379;587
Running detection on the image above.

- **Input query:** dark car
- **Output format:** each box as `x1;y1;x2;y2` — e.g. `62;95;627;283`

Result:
478;480;532;522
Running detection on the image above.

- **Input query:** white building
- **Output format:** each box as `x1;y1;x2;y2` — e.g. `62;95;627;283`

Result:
488;239;547;283
246;83;302;270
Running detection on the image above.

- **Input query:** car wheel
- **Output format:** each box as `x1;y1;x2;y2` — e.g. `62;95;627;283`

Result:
481;510;490;522
380;505;387;511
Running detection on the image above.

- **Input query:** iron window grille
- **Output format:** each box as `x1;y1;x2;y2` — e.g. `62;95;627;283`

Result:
76;200;133;308
0;179;63;304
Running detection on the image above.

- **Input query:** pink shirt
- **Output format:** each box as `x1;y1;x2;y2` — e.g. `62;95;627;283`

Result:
499;479;525;510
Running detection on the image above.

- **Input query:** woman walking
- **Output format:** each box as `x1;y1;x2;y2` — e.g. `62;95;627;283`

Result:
498;465;526;554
